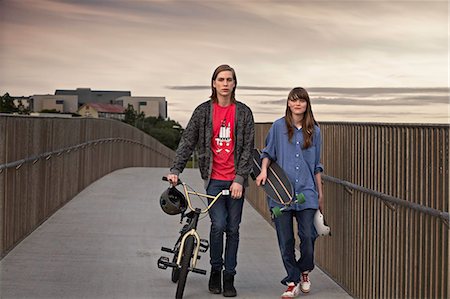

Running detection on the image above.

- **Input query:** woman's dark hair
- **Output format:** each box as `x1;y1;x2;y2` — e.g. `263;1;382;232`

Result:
210;64;237;103
284;87;318;149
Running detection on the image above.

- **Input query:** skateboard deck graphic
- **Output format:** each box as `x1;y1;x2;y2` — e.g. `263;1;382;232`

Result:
250;148;294;205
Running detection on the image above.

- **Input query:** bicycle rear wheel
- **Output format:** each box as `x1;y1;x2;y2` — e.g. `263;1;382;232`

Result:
175;235;195;299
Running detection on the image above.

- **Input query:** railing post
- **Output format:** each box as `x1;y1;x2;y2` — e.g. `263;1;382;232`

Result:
0;116;6;257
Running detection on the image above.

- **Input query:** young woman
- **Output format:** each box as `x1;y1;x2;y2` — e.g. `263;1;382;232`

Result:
256;87;323;298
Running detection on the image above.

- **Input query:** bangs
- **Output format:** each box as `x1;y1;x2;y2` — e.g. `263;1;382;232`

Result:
288;87;310;101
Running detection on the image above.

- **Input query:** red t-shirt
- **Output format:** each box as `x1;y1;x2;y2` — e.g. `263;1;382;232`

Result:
211;102;235;181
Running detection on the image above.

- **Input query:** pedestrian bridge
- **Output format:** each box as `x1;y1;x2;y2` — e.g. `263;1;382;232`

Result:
0;115;448;298
0;167;350;299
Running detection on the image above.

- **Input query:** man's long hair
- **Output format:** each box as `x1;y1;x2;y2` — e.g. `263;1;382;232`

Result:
210;64;237;103
284;87;318;149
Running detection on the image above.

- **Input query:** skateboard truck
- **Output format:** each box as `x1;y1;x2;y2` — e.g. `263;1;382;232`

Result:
271;193;305;218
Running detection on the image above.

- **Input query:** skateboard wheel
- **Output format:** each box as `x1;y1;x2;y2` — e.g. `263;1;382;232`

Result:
296;193;306;204
272;206;282;218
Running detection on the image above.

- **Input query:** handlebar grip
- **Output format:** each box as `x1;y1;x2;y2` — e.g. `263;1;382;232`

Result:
162;176;182;185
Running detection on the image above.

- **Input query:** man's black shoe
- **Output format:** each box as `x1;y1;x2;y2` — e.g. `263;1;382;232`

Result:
223;272;237;297
209;269;222;294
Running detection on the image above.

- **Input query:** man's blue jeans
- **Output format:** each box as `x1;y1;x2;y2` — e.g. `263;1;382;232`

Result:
273;208;317;285
207;179;244;276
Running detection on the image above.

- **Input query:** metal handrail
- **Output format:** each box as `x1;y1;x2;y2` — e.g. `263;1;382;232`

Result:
0;137;160;172
323;174;450;225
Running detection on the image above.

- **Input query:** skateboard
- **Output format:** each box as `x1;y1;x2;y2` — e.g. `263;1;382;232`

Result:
250;148;331;236
250;148;294;205
250;148;305;217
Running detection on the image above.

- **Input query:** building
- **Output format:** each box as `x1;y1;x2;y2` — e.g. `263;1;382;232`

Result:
12;88;167;118
78;103;125;120
31;95;78;113
55;88;131;105
114;96;167;118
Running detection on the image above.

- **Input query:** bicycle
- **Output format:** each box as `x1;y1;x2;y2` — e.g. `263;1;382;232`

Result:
157;177;229;299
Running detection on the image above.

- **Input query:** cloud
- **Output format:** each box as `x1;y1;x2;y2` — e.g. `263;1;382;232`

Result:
259;87;449;106
0;0;448;125
166;86;209;90
263;95;449;106
166;85;291;92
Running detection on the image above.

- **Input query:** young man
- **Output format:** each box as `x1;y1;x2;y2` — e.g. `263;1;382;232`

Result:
167;64;255;297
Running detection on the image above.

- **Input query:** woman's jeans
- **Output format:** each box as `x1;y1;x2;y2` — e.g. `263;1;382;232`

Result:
273;208;317;285
207;179;244;276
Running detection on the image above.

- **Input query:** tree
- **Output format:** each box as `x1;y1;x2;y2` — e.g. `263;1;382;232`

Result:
16;101;30;115
0;93;19;113
123;104;138;125
139;117;183;150
122;108;184;150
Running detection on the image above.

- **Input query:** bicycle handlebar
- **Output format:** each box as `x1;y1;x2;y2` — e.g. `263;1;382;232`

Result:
162;176;230;214
162;176;182;186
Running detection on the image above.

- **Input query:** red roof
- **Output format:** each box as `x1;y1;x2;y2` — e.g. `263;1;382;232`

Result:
84;103;125;113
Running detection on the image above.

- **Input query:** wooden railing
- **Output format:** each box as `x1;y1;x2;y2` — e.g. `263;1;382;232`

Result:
1;116;448;298
246;122;449;299
0;115;175;258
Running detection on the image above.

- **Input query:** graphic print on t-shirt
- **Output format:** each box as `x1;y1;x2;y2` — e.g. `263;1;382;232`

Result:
211;103;235;181
215;119;232;153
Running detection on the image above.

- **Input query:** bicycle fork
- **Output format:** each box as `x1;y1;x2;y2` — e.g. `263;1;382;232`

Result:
158;229;210;275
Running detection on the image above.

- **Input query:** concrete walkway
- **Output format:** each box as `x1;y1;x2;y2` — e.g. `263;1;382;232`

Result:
0;168;351;299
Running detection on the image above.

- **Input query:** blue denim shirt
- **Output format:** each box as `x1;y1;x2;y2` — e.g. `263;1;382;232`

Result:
261;117;323;211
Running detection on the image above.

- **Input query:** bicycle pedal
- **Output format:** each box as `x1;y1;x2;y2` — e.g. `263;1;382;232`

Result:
190;267;207;275
157;256;178;270
157;256;169;270
161;246;175;254
199;239;209;252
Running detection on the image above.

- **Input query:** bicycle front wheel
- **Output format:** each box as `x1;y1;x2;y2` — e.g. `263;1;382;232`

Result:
175;235;195;299
171;253;180;283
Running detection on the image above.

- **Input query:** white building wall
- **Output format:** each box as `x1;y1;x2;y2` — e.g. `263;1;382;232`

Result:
31;95;78;113
115;96;167;118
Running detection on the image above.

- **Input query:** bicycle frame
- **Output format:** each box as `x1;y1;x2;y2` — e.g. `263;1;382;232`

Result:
175;183;227;270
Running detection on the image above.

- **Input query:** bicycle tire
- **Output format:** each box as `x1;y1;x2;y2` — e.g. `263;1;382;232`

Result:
171;253;180;283
175;235;195;299
171;236;183;283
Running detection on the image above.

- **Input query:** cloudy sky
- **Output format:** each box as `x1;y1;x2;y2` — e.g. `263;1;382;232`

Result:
0;0;448;126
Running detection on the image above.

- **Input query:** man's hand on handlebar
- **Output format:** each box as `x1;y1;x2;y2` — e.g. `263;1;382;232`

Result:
166;174;179;187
